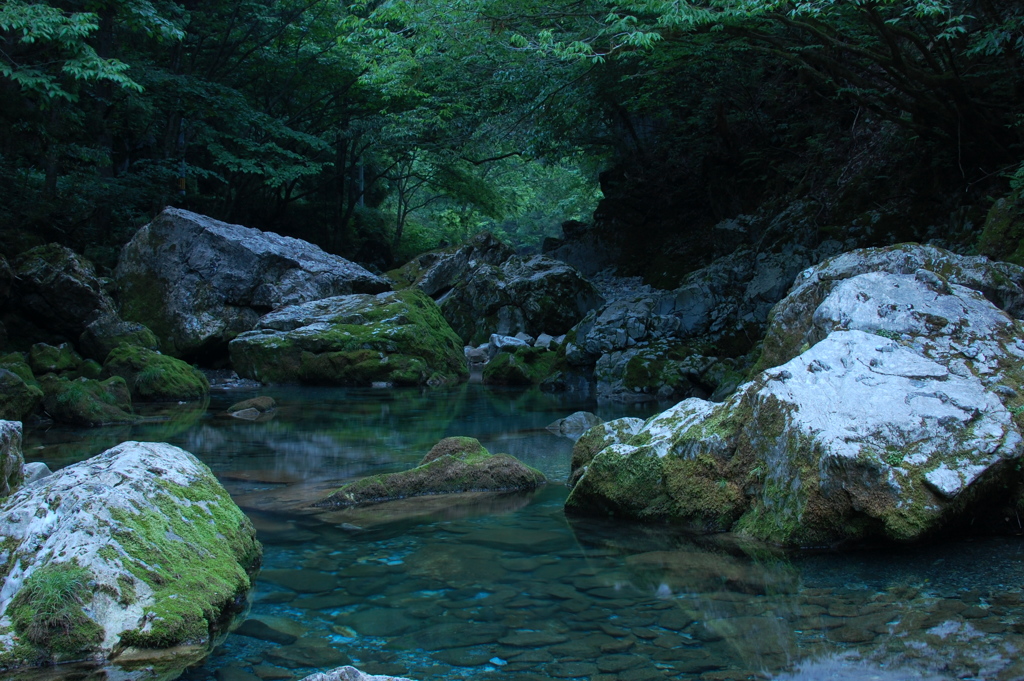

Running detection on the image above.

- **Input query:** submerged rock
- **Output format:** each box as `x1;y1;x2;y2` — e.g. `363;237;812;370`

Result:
546;411;603;439
317;437;546;508
115;208;390;360
440;255;602;345
567;246;1024;546
226;396;276;421
229;289;468;387
0;439;261;667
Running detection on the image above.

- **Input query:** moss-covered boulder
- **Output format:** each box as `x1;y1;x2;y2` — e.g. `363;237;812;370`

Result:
317;436;546;507
28;342;82;375
39;375;136;427
0;440;261;668
229;289;468;387
568;417;644;488
567;255;1024;547
78;312;159;363
226;396;276;421
104;346;209;401
977;189;1024;266
482;347;559;386
0;370;42;422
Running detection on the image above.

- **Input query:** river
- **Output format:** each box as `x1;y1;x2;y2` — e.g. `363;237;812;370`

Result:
20;384;1024;681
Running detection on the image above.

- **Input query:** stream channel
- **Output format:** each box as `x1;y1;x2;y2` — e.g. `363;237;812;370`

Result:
20;384;1024;681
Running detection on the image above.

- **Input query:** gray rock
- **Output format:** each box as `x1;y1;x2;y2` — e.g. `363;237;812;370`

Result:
488;333;529;359
535;333;556;349
0;420;24;499
391;232;514;297
0;440;260;664
566;247;1024;546
21;461;51;485
760;243;1024;369
441;255;603;345
11;244;115;341
546;411;603;439
116;208;390;359
78;311;159;363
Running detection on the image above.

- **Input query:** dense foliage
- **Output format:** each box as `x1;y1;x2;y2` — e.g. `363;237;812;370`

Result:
2;0;1022;271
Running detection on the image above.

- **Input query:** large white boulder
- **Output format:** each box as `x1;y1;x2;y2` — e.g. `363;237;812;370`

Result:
0;440;260;667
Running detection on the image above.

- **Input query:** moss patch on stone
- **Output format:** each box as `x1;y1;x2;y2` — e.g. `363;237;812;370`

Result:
8;562;103;661
28;343;82;375
318;436;545;507
230;290;468;387
109;473;260;649
0;368;43;421
104;345;209;401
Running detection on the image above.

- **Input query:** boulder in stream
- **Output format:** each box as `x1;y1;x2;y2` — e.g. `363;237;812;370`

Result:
0;438;261;667
317;436;546;507
115;208;390;360
567;245;1024;546
229;289;468;387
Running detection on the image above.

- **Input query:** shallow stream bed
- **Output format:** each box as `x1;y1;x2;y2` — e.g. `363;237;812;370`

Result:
21;385;1024;681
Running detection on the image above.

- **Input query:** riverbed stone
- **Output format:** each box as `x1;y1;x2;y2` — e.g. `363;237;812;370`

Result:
317;436;545;507
229;289;467;387
0;440;261;667
115;207;389;360
566;245;1024;546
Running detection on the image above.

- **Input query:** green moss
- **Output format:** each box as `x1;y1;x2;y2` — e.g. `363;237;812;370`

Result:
320;437;545;507
231;290;468;387
118;272;176;355
29;343;82;375
8;562;103;660
109;471;260;649
104;345;209;401
977;190;1024;266
482;348;559;386
39;375;136;426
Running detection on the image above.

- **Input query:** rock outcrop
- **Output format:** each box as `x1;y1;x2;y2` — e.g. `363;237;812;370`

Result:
440;255;602;345
389;232;514;297
564;238;847;402
8;244;116;344
103;345;210;402
299;666;414;681
115;208;390;360
0;438;261;667
229;289;468;387
567;245;1024;546
317;436;546;507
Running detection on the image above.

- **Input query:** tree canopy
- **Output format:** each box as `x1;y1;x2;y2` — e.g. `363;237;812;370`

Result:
1;0;1022;270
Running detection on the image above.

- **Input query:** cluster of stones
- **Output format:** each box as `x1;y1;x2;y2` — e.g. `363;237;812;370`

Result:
567;244;1024;547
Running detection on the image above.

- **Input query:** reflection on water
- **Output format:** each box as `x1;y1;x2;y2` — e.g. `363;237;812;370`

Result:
19;385;1024;681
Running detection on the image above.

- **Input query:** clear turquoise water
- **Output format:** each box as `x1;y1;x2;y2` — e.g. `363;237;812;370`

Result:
21;385;1024;681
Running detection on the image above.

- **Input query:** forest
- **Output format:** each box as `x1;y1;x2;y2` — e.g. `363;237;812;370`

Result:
2;0;1024;275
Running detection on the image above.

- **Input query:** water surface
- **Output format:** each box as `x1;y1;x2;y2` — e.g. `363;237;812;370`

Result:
22;385;1024;681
